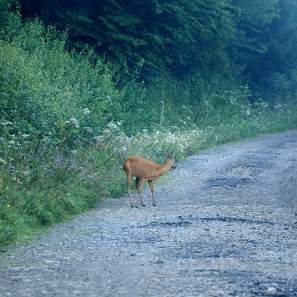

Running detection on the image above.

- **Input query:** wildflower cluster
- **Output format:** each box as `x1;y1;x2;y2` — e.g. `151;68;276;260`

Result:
125;127;209;162
95;122;130;157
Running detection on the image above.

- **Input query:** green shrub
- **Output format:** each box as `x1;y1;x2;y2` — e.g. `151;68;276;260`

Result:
0;13;296;246
0;15;124;138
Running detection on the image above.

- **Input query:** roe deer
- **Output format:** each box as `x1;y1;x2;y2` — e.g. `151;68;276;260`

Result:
122;150;176;207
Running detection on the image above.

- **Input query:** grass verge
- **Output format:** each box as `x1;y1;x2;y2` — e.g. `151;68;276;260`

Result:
1;104;296;247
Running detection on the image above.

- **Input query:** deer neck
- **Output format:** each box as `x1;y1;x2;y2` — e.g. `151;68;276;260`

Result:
158;159;172;176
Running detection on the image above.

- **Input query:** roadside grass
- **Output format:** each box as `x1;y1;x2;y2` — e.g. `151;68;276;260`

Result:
1;104;296;247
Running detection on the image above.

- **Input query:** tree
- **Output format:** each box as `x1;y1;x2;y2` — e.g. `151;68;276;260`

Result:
226;0;279;82
248;0;297;100
0;0;10;33
18;0;235;80
16;0;282;84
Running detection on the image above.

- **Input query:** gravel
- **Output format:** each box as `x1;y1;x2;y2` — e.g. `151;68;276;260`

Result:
0;131;297;297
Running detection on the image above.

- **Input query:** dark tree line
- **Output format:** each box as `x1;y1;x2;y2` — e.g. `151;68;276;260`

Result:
2;0;297;97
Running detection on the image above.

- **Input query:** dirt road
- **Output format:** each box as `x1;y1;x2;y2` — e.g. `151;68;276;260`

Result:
0;131;297;296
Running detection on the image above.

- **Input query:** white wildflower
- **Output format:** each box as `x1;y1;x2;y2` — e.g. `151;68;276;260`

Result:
103;129;111;136
85;127;93;133
83;108;91;116
94;136;106;148
70;118;79;125
107;122;118;131
107;96;113;105
94;136;104;142
69;118;79;128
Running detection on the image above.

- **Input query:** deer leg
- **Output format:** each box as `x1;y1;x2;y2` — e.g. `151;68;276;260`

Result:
134;177;140;207
135;177;140;191
148;180;156;206
126;174;134;207
136;178;146;207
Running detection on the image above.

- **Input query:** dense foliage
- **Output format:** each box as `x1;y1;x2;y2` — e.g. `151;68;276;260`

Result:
18;0;232;77
12;0;296;99
0;0;297;246
14;0;275;78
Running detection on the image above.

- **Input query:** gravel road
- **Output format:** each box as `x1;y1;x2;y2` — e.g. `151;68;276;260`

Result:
0;131;297;297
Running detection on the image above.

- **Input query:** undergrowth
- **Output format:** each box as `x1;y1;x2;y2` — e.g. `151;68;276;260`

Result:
0;14;297;246
1;104;296;246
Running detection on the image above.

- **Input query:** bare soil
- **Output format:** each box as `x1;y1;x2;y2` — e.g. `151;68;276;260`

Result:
0;131;297;297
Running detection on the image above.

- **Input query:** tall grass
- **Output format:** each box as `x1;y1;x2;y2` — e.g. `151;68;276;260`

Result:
1;103;296;246
0;14;297;246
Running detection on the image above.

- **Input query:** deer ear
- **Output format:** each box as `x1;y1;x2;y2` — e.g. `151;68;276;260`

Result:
171;150;174;156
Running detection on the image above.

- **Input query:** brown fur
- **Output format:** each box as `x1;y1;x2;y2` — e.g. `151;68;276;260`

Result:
122;151;176;207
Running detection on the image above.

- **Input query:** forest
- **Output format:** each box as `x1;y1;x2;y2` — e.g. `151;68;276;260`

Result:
0;0;297;245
